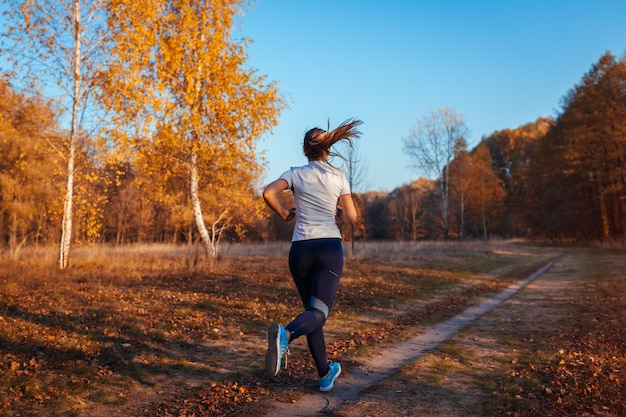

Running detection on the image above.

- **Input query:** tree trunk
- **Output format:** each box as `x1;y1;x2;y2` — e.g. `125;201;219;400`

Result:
441;181;449;240
9;211;17;261
59;0;81;270
481;184;488;240
459;188;465;240
189;151;214;261
210;213;228;263
9;212;30;261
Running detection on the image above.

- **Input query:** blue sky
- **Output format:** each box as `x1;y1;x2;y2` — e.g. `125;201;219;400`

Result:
2;2;624;192
236;1;626;191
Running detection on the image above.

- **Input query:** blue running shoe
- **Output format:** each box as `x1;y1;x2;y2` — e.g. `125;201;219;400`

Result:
319;361;341;391
265;323;290;376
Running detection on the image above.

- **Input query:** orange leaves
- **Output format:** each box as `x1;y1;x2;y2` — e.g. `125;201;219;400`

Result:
531;346;625;415
8;357;41;377
100;0;285;257
155;380;267;416
495;270;626;416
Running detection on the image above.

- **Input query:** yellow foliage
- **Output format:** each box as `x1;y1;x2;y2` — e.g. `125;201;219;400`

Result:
100;0;285;253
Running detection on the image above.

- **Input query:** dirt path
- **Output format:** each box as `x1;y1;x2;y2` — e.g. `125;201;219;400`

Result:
263;257;561;417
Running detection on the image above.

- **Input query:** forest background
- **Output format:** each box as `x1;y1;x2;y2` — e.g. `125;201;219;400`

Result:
1;0;625;267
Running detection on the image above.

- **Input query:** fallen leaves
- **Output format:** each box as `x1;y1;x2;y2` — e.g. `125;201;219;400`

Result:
145;380;272;417
495;268;626;416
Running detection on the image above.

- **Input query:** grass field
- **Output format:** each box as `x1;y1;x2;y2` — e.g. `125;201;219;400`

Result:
0;241;623;416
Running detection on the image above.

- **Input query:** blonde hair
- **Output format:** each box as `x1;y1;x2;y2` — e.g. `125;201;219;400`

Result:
303;118;363;161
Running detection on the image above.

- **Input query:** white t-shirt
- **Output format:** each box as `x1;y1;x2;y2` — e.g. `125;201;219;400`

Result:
279;161;351;242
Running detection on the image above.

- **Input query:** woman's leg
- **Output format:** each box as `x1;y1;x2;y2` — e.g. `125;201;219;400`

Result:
286;239;343;376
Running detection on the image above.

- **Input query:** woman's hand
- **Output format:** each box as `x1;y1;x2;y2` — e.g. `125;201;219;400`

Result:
263;179;296;222
337;195;357;225
284;207;296;222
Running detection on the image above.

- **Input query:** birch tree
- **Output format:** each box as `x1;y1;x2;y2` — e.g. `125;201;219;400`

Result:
101;0;284;263
2;0;111;268
403;107;469;240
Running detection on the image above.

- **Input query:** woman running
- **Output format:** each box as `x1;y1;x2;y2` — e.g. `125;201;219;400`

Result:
262;118;362;391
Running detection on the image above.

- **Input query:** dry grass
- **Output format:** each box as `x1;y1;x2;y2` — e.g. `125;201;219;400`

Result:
0;240;558;416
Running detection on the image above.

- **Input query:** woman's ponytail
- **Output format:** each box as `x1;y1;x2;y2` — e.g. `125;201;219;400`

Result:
303;118;363;160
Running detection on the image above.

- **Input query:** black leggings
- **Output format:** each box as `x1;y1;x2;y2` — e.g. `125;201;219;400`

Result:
286;238;343;377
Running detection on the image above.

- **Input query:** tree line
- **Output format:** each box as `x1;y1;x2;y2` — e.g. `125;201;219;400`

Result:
1;0;624;264
361;52;625;243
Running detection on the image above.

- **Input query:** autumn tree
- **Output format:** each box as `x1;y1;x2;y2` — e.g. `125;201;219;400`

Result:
561;52;626;239
0;79;62;258
388;178;437;240
465;143;506;239
359;191;393;240
403;107;469;240
95;160;144;245
448;138;471;239
481;118;553;237
100;0;284;263
529;53;626;240
2;0;112;268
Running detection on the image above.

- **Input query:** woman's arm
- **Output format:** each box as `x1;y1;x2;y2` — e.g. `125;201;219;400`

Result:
263;179;295;221
337;194;357;225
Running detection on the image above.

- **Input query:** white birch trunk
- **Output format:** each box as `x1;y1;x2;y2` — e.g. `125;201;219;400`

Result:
189;151;214;260
59;0;81;270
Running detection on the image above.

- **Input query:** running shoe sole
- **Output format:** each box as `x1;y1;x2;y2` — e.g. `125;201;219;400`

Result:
265;323;280;376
